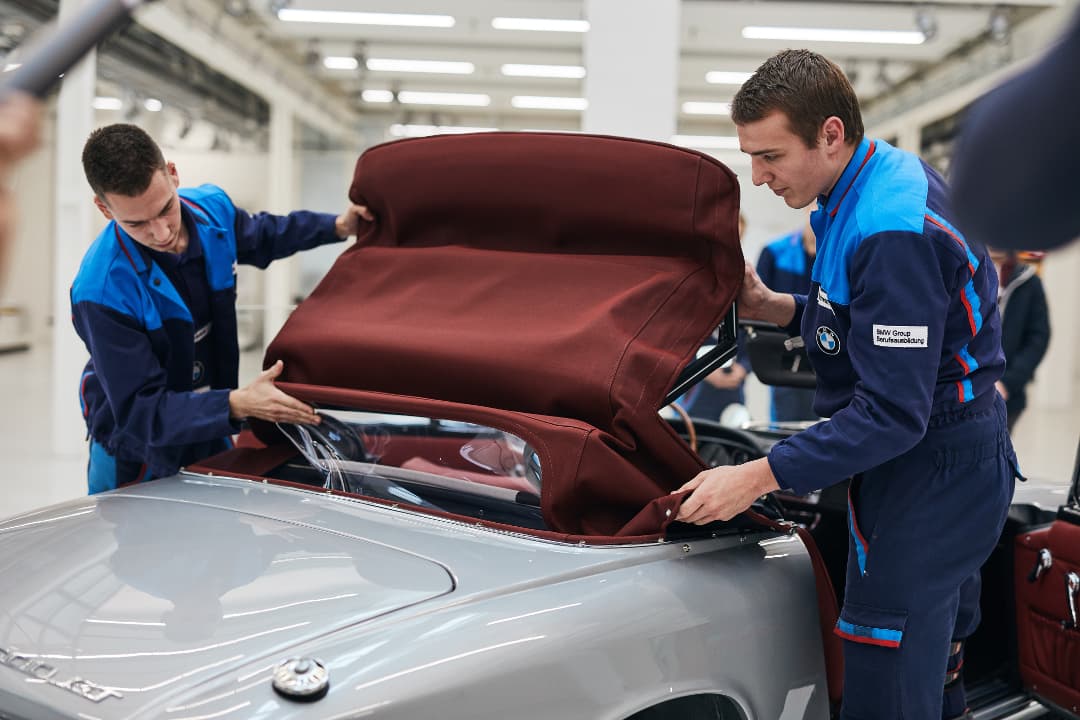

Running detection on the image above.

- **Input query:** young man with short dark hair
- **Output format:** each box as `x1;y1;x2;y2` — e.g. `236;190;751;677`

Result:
73;123;372;494
675;50;1017;719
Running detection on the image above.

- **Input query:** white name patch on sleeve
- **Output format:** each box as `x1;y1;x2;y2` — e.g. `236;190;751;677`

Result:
873;324;929;348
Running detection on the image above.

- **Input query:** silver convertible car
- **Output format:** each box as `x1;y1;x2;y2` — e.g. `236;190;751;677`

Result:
1;133;1077;720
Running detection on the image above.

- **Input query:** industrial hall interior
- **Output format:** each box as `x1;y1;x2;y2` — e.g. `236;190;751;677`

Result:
0;0;1078;719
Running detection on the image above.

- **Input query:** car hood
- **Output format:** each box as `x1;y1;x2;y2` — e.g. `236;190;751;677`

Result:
0;491;453;715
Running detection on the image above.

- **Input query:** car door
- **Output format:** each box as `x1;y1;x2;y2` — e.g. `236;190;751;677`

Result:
1013;440;1080;718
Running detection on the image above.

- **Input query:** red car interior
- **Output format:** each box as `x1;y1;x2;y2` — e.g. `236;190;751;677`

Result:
1014;510;1080;712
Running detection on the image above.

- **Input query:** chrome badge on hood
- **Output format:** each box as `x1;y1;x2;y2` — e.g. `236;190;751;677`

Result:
0;645;122;703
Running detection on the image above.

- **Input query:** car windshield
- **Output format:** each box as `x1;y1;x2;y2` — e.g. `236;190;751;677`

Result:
273;408;545;530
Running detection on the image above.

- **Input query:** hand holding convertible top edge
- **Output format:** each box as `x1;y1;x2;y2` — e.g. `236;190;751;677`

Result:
229;360;320;426
674;457;781;524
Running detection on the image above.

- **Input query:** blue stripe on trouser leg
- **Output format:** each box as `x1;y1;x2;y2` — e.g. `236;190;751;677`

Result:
847;484;870;576
88;440;150;494
837;395;1016;720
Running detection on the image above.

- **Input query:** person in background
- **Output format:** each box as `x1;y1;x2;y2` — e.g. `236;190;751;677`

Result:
990;249;1051;432
676;49;1017;720
683;213;752;424
72;123;373;495
755;204;818;421
0;92;42;287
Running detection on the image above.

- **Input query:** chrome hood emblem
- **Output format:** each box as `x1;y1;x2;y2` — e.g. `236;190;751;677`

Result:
0;646;123;703
272;657;329;700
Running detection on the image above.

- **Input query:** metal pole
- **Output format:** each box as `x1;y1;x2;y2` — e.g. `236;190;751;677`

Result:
0;0;149;98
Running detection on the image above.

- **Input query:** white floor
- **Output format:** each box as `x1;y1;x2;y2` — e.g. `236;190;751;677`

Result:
1;341;1076;520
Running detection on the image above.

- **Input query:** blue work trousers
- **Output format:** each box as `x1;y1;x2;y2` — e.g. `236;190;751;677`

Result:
88;439;152;495
836;393;1018;719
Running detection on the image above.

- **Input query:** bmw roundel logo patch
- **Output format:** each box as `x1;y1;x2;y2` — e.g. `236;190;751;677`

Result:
192;361;205;385
816;326;840;355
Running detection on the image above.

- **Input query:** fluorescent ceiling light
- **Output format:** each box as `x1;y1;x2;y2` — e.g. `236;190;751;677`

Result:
92;96;123;110
682;101;731;116
501;63;586;79
277;9;455;28
398;91;490;107
367;58;474;74
3;63;21;72
390;124;498;138
362;89;394;103
511;95;587;111
492;17;589;33
671;135;740;150
742;26;925;45
705;71;752;85
323;56;359;71
144;98;163;112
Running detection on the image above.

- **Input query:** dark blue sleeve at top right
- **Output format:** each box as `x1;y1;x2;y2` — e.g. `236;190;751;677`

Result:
950;9;1080;251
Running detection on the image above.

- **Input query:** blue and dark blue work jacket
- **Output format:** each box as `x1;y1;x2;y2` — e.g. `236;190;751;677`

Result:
768;138;1005;495
71;184;343;479
756;229;814;295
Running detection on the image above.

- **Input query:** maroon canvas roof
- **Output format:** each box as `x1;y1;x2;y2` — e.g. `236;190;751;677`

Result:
262;132;743;536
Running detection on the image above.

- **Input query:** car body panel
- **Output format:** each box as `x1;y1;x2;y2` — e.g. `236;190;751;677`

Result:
0;474;830;719
0;481;453;716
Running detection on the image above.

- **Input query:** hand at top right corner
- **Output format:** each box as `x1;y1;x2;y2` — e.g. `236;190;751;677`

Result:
0;93;42;176
0;93;42;287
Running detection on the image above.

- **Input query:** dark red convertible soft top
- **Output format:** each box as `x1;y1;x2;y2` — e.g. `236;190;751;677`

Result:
261;132;743;538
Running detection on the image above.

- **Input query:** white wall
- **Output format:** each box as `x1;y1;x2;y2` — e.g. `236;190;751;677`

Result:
166;150;269;210
297;150;358;297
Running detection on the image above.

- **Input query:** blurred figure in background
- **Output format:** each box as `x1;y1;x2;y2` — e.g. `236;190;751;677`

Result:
951;11;1080;253
0;92;42;287
683;213;752;425
991;249;1051;432
755;204;818;421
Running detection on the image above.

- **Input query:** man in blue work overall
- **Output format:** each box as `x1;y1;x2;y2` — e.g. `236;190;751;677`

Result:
755;206;817;421
72;124;372;494
676;50;1018;719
